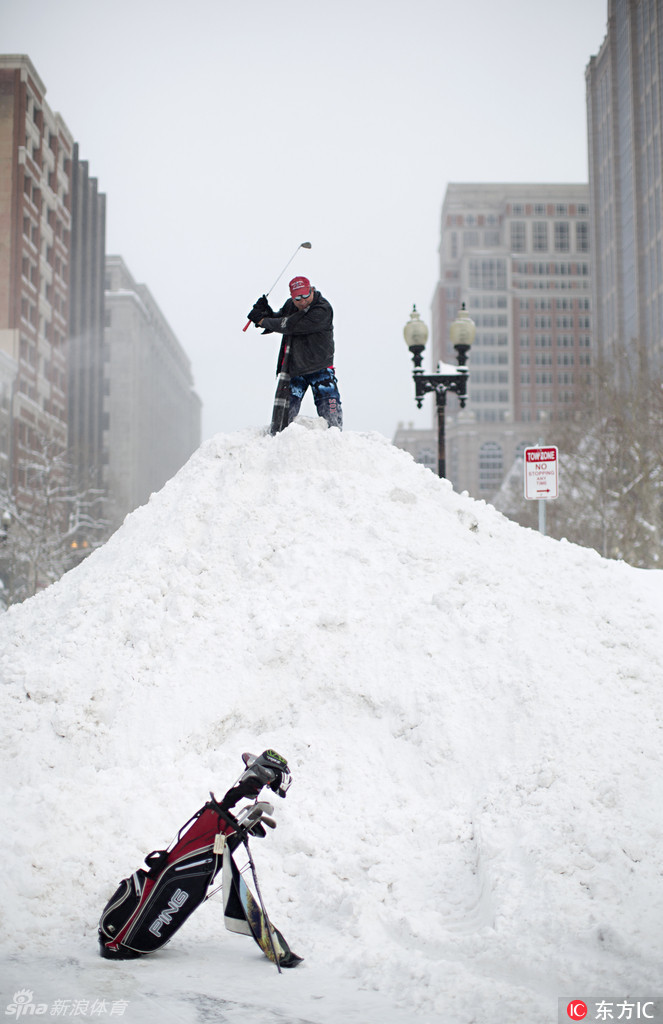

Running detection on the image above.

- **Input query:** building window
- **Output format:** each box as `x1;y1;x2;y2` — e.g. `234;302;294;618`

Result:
469;258;506;291
478;442;504;493
416;448;436;471
576;221;589;252
533;222;548;251
510;222;526;252
554;222;570;252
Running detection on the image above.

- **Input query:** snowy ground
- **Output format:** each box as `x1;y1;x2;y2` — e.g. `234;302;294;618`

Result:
2;420;663;1023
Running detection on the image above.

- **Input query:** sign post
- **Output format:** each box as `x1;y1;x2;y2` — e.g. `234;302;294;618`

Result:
524;446;558;536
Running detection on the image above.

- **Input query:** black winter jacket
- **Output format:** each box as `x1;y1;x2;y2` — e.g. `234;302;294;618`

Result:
260;290;335;377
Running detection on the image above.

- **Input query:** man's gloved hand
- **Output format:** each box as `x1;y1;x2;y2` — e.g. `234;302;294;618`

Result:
246;295;271;325
246;307;264;326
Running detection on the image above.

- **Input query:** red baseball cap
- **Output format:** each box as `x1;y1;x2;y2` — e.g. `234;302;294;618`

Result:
289;276;311;298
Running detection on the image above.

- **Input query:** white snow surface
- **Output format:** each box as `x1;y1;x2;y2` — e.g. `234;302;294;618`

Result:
2;420;663;1024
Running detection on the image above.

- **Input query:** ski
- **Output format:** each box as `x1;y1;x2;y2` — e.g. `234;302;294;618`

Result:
270;339;291;435
222;844;303;968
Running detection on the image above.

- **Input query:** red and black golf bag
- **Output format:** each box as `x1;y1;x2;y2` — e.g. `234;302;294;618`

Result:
98;750;301;966
98;793;237;959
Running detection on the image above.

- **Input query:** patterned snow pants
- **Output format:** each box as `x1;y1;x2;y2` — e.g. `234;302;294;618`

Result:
289;367;343;430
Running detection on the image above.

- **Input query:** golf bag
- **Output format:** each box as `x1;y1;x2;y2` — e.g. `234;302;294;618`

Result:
98;750;302;966
98;794;237;959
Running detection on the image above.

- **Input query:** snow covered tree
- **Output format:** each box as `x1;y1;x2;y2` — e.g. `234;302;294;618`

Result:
0;437;111;609
493;348;663;568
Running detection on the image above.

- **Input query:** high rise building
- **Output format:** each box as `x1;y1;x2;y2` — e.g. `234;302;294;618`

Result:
395;183;593;498
104;256;201;524
1;55;203;540
68;143;106;494
586;0;663;374
0;55;73;502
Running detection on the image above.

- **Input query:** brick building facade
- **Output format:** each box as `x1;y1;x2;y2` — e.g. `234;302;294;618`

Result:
0;55;73;504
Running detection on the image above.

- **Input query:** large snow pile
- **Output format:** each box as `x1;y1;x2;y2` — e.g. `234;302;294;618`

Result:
2;422;663;1024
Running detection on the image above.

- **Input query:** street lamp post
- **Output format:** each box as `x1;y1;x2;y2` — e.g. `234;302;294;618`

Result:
403;303;476;479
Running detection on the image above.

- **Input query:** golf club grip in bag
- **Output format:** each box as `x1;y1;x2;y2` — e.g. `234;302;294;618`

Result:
98;795;238;959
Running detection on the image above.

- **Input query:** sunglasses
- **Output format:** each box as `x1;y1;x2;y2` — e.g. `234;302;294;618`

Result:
293;292;311;301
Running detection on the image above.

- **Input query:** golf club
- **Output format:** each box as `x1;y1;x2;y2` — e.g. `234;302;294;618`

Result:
243;241;312;331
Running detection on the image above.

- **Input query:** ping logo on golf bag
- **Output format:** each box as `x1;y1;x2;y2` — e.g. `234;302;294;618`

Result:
148;888;189;937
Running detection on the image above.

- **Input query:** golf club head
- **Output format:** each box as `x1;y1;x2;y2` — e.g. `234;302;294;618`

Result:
301;242;312;249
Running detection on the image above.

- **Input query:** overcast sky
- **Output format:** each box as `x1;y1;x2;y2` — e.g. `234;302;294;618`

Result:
4;0;608;441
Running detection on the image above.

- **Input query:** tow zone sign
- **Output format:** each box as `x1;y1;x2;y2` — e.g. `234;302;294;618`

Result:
524;446;558;500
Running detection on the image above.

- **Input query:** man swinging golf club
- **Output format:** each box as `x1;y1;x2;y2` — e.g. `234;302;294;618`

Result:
246;276;343;431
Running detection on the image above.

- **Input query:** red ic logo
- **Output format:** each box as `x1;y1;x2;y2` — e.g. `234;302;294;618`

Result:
567;1002;588;1020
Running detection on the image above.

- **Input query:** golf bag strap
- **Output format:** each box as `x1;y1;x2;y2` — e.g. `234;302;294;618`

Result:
144;849;169;877
205;792;243;834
